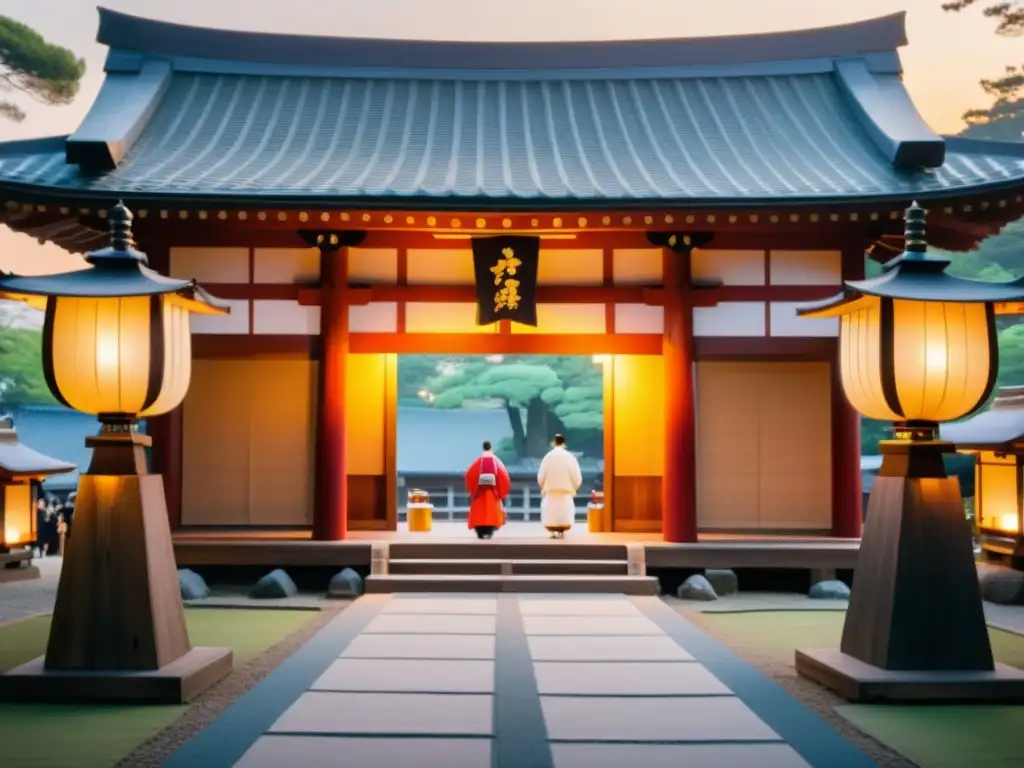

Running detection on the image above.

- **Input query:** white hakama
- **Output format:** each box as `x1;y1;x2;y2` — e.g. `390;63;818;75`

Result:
541;493;576;530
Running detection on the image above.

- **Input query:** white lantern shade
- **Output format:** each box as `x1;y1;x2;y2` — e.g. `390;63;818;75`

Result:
43;294;194;419
822;295;996;422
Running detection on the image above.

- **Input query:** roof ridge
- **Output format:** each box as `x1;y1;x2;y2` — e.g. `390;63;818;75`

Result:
96;7;908;71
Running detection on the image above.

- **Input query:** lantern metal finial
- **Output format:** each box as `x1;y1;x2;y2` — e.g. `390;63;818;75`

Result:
85;200;146;267
903;201;927;257
109;200;135;252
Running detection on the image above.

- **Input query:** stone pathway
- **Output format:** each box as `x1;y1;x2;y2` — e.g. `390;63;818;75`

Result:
165;593;877;768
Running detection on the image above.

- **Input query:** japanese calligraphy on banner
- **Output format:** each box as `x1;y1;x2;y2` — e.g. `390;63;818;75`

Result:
472;235;540;326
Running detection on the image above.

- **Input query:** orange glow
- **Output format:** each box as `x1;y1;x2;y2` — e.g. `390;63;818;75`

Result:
1;483;32;547
3;527;20;545
977;453;1021;533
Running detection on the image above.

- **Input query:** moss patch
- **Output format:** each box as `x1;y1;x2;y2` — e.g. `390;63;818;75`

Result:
0;608;318;768
697;610;1024;768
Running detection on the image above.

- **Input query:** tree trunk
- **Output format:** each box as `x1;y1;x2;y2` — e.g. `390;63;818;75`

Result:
524;397;551;457
505;402;526;456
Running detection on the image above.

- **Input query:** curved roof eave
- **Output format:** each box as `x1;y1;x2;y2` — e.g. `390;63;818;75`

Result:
95;7;909;72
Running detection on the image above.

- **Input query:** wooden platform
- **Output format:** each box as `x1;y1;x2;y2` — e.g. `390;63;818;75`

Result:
172;523;860;572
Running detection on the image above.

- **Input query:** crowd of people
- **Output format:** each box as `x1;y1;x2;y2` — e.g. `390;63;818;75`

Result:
30;479;72;557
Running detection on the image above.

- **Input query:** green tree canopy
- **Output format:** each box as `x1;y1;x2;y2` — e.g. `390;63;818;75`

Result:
0;326;56;406
0;16;85;122
407;355;604;459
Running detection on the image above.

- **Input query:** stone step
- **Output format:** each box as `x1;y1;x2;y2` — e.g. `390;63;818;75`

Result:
364;574;658;595
388;558;629;576
387;542;628;562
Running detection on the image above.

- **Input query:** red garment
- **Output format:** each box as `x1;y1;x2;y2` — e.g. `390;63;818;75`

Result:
465;453;510;530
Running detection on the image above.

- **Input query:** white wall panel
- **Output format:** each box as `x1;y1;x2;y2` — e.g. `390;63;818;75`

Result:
614;304;664;334
770;302;839;337
190;298;250;334
349;302;398;333
170;247;249;283
692;250;765;286
253;300;320;335
769;250;842;286
253;248;320;283
693;302;766;337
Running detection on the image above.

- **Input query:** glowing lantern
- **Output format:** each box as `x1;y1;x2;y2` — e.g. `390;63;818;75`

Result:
943;385;1024;560
792;202;1024;701
0;202;233;702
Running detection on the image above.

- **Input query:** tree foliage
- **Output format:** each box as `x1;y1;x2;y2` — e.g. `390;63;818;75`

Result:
0;326;55;406
943;0;1023;132
0;16;85;122
399;355;604;459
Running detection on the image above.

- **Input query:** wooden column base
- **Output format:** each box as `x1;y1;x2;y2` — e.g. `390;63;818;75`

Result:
796;439;1024;701
0;431;232;704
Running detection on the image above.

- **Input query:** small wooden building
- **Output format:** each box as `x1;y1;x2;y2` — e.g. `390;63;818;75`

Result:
0;417;75;553
943;387;1024;559
0;9;1022;542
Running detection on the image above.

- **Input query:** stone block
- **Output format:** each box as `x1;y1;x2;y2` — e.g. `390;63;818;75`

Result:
978;563;1024;605
328;567;364;599
809;579;850;600
251;568;298;599
704;569;738;596
178;568;210;600
676;574;718;601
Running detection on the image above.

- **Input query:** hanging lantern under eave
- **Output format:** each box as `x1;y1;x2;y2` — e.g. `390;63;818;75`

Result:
798;202;1024;428
0;203;227;425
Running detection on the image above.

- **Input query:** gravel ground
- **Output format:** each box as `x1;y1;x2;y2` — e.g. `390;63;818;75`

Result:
0;555;62;624
666;596;918;768
117;603;348;768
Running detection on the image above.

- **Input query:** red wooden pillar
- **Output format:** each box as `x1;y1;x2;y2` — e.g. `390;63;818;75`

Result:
661;245;698;543
311;232;363;541
831;246;866;538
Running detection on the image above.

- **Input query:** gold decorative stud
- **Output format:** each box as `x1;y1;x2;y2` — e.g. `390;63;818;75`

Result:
749;214;759;223
277;212;287;221
257;211;267;221
685;215;695;224
530;218;539;227
664;214;674;224
36;204;46;212
980;201;989;210
770;215;779;223
849;212;858;221
622;216;632;225
476;218;486;228
198;210;208;220
238;211;248;220
340;212;351;222
321;212;330;222
427;216;437;226
406;216;416;225
728;215;737;223
869;212;878;221
451;218;462;228
553;217;563;228
707;215;716;223
789;214;799;223
363;213;372;222
502;218;512;228
577;217;587;228
601;216;611;225
999;200;1007;208
644;215;653;225
963;204;973;212
179;210;189;219
298;212;309;222
98;209;108;218
218;211;227;220
890;211;900;219
829;213;839;222
384;214;394;224
810;214;819;223
159;210;169;219
137;209;147;218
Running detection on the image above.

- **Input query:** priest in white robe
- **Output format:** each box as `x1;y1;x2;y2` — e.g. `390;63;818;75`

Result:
537;433;583;538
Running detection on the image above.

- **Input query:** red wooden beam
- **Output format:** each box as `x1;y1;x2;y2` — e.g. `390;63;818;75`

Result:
208;282;839;306
694;337;836;360
348;333;662;355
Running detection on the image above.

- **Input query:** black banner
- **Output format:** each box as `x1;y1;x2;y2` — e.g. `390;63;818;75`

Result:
472;236;540;326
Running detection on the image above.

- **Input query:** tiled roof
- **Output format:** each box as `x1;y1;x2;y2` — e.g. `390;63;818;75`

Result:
0;9;1022;205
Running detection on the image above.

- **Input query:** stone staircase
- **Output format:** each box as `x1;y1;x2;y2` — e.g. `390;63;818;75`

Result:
364;541;658;595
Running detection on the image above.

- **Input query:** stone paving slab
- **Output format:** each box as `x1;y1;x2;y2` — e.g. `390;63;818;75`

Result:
522;615;661;635
550;742;813;768
342;632;496;659
237;735;493;768
533;661;730;696
364;613;497;634
528;634;694;662
518;598;640;616
270;691;494;735
312;658;495;693
540;695;781;742
382;598;497;614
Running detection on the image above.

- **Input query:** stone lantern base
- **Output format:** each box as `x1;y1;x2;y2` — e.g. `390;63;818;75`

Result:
796;437;1024;702
0;431;232;704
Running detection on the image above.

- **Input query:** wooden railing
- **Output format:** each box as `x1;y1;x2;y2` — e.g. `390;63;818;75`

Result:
398;480;593;523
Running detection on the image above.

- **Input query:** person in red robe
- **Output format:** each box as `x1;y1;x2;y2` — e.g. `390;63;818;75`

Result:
465;441;510;539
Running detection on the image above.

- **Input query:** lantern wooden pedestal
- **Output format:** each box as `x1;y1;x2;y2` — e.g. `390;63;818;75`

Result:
407;489;433;533
796;439;1024;701
0;432;232;704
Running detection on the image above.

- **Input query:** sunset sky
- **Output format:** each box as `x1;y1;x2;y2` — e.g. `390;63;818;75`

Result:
0;0;1017;273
